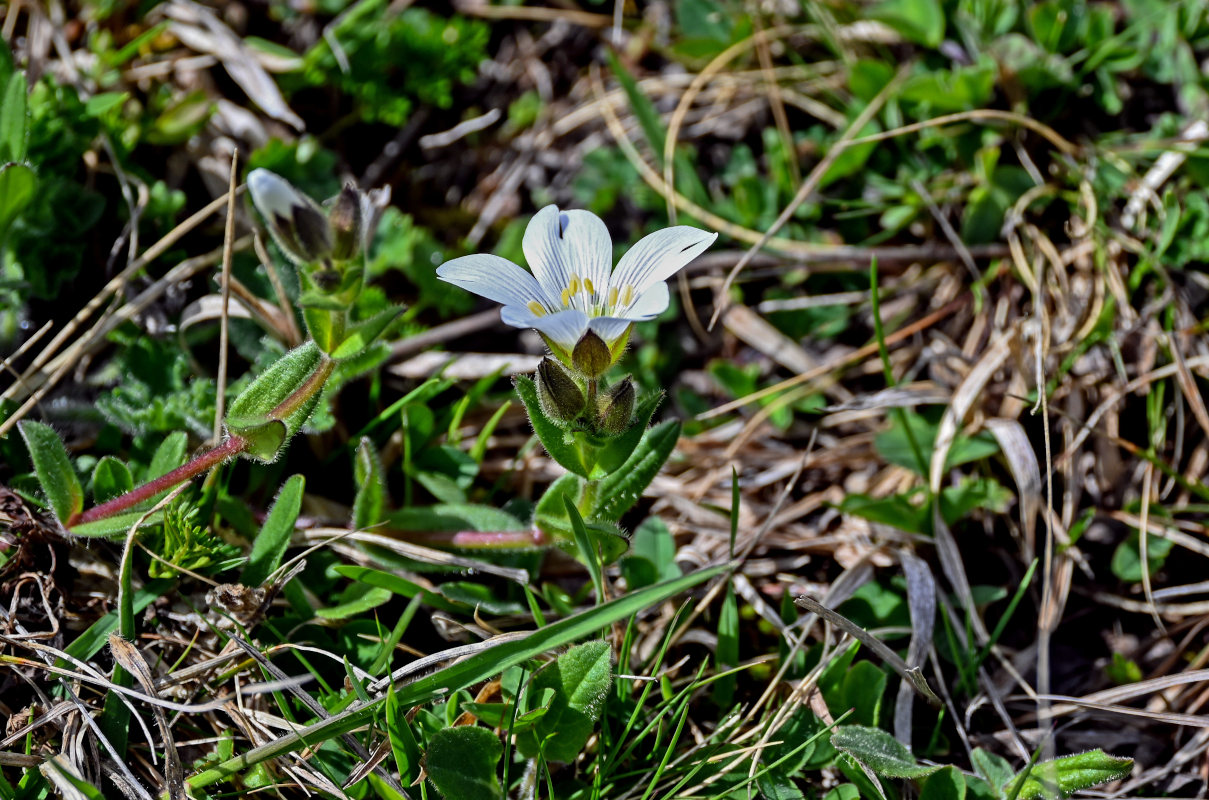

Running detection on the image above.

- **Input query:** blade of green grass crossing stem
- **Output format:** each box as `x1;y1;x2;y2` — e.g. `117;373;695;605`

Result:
870;258;927;475
99;525;140;756
729;467;739;558
565;496;606;605
185;565;726;792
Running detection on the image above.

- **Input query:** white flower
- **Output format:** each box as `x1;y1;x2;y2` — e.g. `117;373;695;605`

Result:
436;205;718;358
247;168;332;264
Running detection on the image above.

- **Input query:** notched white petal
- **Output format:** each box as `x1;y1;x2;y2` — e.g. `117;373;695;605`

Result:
248;169;308;220
522;205;613;309
586;316;633;344
530;308;590;351
611;226;718;295
437;254;548;309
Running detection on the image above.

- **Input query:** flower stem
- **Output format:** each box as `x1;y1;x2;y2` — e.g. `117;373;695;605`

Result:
69;435;249;527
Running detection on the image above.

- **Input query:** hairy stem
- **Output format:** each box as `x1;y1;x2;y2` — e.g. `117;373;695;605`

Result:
70;435;248;527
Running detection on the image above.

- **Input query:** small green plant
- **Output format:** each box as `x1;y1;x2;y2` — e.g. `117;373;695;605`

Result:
435;205;717;565
19;169;398;537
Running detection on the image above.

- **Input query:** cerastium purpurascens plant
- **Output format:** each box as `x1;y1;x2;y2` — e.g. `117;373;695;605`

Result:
436;206;717;566
19;169;395;537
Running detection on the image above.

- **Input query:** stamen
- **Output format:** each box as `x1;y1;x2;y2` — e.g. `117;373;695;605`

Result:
621;285;634;306
568;275;581;295
608;287;619;307
527;300;546;317
584;278;595;295
561;288;572;307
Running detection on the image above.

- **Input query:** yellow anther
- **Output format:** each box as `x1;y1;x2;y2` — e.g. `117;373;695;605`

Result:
584;278;595;294
527;300;546;317
608;286;619;307
620;285;634;306
561;288;572;307
568;275;581;295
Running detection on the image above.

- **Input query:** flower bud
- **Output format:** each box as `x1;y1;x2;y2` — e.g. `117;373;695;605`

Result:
572;330;611;378
536;357;585;425
597;377;635;435
329;184;363;260
248;169;332;264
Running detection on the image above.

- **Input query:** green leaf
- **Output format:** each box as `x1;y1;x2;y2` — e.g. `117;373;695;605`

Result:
1011;750;1132;800
69;511;163;539
0;70;27;163
972;749;1013;799
91;456;133;505
515;375;588;477
315;584;393;620
564;497;606;599
226;341;325;462
63;579;175;662
84;91;128;118
242;474;305;586
593;420;681;522
187;566;725;791
0;161;35;246
875;411;1000;475
713;581;739;706
870;0;944;47
830;725;940;779
922;766;967;800
517;640;613;763
1111;530;1174;582
147;431;188;481
620;516;682;589
386;684;422;785
842;661;887;727
425;726;503;800
332;305;404;360
353;437;387;530
18;421;82;523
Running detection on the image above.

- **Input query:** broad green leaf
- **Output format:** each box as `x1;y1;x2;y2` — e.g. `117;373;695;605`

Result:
593;420;681;522
0;70;27;163
84;91;128;118
0;161;35;245
353;437;387;530
870;0;944;47
147;431;189;480
757;769;806;800
842;661;887;727
875;411;999;475
91;456;133;506
515;375;588;477
972;749;1013;799
315;584;393;620
517;640;613;763
1111;530;1174;582
386;503;527;533
621;516;682;589
226;341;325;462
921;766;967;800
425;726;503;800
187;566;725;791
69;511;162;539
830;725;940;779
1011;750;1132;800
18;421;82;523
242;474;305;586
386;685;422;785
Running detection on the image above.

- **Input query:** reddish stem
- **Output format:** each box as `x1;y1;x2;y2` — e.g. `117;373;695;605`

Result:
271;358;334;421
69;435;248;527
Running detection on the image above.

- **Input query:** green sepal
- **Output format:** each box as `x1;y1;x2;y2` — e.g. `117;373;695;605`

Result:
515;375;589;478
18;420;82;523
592;419;681;522
332;304;404;361
224;417;288;463
303;306;339;353
225;341;324;461
591;389;663;478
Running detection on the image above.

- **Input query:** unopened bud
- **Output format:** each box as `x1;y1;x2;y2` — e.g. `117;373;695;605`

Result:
572;330;611;378
329;184;363;260
248;169;332;264
536;357;585;425
597;378;635;435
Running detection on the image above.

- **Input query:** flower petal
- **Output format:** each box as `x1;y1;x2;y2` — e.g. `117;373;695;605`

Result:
586;316;634;345
529;308;590;352
610;226;718;296
522;205;613;308
437;254;550;309
622;280;670;319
